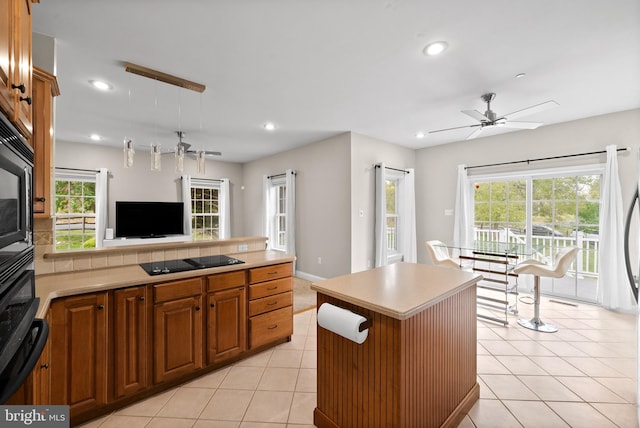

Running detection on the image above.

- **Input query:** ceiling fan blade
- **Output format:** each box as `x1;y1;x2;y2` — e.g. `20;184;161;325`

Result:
429;123;481;134
461;109;489;122
466;127;484;140
500;121;543;130
205;151;222;156
503;100;558;121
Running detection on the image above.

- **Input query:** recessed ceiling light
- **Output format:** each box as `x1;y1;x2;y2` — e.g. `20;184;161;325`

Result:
89;80;113;91
423;41;448;56
515;73;526;79
89;133;101;141
263;122;276;131
415;132;426;139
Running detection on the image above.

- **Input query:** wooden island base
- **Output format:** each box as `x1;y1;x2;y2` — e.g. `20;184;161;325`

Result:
312;263;480;428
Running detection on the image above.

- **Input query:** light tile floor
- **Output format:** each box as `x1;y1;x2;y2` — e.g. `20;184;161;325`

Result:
79;296;638;428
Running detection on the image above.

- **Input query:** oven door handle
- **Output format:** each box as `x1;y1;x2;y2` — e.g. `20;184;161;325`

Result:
0;319;49;404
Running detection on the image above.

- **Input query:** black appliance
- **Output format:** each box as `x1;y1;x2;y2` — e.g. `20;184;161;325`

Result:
116;201;184;238
0;113;48;403
140;255;244;275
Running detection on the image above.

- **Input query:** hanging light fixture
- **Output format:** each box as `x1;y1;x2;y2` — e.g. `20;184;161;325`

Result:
196;150;206;175
175;143;185;173
123;138;134;168
150;144;162;171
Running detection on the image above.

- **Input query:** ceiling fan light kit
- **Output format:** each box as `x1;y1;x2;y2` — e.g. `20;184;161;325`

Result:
429;92;558;140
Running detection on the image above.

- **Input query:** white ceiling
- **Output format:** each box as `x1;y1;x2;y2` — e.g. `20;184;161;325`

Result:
32;0;640;163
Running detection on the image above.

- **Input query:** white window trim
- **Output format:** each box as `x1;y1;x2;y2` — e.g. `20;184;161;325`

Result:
190;179;222;241
270;176;287;252
54;170;98;249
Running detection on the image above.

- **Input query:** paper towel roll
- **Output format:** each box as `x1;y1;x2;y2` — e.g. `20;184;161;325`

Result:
317;303;369;344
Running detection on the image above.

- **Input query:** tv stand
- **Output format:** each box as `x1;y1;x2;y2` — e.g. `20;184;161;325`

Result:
103;235;191;247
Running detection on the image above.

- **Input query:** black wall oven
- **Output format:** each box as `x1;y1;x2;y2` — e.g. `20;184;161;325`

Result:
0;112;48;403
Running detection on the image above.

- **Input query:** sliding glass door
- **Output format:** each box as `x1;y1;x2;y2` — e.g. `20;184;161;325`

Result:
473;167;602;302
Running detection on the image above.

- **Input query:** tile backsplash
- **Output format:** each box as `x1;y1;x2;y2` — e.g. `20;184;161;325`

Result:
34;218;267;276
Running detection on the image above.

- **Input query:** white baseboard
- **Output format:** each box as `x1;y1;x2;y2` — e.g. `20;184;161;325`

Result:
295;271;325;283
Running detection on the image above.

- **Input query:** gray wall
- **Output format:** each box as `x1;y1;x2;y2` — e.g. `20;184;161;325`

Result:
242;133;352;279
55;141;245;237
415;108;640;264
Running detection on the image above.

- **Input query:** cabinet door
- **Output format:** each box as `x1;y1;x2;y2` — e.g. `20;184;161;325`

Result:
50;293;108;418
154;296;203;384
0;0;14;116
11;0;32;138
31;67;56;216
32;311;51;405
207;287;246;364
114;286;148;399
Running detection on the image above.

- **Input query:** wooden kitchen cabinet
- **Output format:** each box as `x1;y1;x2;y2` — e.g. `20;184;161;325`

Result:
31;66;59;217
0;0;33;139
153;278;203;384
32;311;51;405
206;271;247;364
113;286;149;399
248;263;293;349
50;292;108;418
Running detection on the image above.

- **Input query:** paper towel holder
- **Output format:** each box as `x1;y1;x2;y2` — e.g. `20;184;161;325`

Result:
358;318;371;332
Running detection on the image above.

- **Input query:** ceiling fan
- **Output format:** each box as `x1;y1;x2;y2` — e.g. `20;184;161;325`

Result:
429;93;559;140
175;131;221;156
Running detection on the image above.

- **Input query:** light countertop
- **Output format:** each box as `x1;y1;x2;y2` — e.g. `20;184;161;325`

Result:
35;250;295;318
311;262;482;320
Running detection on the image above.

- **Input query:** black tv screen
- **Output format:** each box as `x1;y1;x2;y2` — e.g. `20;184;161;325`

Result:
116;201;184;238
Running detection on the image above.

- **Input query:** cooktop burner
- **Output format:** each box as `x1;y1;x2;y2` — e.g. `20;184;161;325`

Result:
140;255;244;276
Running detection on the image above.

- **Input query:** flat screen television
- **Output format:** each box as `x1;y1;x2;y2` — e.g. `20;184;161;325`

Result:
116;201;184;238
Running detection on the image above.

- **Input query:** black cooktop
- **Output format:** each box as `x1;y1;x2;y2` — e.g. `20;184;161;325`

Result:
140;255;244;276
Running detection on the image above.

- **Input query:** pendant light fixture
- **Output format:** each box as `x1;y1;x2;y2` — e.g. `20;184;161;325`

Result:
150;144;162;171
124;138;135;168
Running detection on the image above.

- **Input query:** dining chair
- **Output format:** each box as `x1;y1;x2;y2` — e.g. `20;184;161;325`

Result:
513;246;579;333
425;240;461;269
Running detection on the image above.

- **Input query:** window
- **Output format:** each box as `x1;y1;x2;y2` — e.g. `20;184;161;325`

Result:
385;178;399;254
268;177;287;251
55;174;96;250
472;166;602;302
190;183;220;240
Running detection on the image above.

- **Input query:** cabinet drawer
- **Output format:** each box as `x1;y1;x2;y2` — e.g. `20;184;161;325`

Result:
249;291;292;317
249;277;292;300
154;278;202;303
249;263;293;284
207;270;246;293
250;306;293;349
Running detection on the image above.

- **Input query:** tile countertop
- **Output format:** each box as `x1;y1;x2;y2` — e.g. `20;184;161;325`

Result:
34;250;295;318
311;262;482;320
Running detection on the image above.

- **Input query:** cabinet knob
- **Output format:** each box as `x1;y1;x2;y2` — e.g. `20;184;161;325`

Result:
139;296;145;301
11;83;26;93
195;306;201;311
20;96;32;105
36;197;46;202
97;304;105;310
40;363;49;369
210;303;215;308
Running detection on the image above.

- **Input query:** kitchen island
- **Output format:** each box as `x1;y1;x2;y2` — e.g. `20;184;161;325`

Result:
311;262;482;428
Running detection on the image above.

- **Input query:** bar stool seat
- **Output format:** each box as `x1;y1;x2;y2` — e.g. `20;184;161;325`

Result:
513;246;579;333
425;240;462;269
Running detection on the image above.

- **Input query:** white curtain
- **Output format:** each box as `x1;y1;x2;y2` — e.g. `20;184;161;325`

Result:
94;168;108;248
285;170;296;269
219;178;231;239
374;163;387;267
399;168;417;263
453;164;473;251
181;175;192;238
263;175;274;249
597;145;636;312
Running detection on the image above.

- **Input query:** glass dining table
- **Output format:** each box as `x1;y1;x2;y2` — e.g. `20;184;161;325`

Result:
435;241;534;326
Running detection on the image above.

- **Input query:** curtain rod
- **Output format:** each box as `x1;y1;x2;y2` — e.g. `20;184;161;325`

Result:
466;147;630;171
56;167;100;173
267;170;296;179
374;164;410;173
190;177;223;183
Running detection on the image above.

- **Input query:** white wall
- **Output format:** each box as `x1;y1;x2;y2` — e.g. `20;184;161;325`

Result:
350;133;416;273
242;133;352;279
55;141;245;236
415;108;640;264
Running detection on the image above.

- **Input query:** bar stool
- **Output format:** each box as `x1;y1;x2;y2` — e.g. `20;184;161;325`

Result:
513;246;579;333
425;240;461;269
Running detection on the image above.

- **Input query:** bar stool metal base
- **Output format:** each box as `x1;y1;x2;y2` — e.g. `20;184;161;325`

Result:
517;317;558;333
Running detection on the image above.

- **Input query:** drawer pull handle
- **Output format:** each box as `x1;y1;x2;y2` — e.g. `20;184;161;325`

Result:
40;363;49;369
267;271;278;275
20;96;32;105
12;83;26;93
267;286;278;291
36;197;46;202
267;324;278;330
139;296;145;301
267;301;278;306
